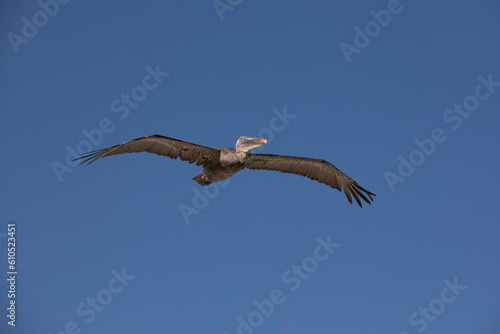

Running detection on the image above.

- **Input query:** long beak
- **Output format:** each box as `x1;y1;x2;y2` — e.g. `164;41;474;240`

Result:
254;138;267;144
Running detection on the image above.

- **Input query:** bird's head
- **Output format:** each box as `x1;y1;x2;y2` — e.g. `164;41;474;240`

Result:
235;136;267;152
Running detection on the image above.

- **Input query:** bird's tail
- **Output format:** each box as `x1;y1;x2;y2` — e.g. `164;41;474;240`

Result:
192;173;212;186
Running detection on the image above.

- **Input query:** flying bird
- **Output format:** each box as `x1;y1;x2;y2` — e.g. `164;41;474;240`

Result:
74;135;375;207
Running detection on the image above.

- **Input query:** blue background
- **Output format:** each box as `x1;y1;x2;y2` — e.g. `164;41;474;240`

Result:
1;0;499;333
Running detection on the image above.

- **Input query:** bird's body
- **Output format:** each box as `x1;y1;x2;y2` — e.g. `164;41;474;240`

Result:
75;134;375;207
194;148;247;185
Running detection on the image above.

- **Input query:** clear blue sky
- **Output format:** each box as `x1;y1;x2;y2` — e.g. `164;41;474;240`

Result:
1;0;499;333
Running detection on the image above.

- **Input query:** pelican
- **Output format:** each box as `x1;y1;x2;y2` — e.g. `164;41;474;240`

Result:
75;134;375;207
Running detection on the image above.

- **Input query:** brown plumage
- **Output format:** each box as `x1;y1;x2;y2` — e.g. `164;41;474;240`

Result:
74;134;375;207
244;154;374;207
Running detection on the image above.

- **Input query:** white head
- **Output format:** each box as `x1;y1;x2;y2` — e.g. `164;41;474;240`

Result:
235;136;267;152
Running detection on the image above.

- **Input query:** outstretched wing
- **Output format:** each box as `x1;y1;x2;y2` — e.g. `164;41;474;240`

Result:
244;154;375;207
73;134;220;166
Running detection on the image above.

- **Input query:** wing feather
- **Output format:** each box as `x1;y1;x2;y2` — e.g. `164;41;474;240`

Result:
244;154;375;207
73;134;219;166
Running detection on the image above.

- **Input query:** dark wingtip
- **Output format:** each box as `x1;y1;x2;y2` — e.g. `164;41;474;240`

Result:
71;149;105;166
349;183;376;208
